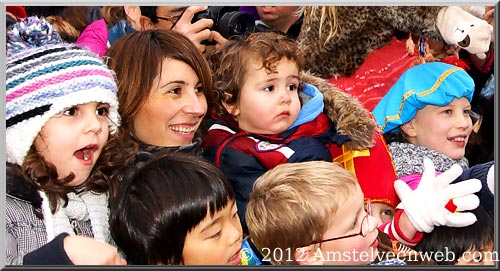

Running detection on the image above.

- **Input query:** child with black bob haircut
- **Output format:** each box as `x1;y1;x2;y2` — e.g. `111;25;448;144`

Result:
110;152;259;265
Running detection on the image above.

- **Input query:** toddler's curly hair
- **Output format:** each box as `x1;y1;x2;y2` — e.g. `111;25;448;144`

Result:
208;32;304;118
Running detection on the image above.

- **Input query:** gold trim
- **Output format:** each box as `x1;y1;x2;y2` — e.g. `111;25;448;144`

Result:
379;67;461;132
333;145;370;173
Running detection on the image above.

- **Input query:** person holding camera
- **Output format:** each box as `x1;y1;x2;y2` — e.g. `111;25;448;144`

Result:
138;6;217;53
76;6;229;56
139;6;255;53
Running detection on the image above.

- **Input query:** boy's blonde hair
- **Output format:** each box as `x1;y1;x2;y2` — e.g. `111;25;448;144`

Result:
246;161;359;265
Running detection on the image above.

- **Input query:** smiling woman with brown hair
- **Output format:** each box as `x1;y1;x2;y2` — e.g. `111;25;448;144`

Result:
105;28;213;201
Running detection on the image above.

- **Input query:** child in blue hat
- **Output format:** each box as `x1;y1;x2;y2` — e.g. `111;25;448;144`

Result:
374;62;474;174
373;62;494;218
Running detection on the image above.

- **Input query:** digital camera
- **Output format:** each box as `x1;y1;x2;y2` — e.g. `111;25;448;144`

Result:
192;6;255;41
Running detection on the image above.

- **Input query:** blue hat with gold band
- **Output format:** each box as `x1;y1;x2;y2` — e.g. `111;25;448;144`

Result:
373;62;474;134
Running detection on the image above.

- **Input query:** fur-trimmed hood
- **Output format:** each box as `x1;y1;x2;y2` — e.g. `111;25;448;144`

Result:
300;72;376;150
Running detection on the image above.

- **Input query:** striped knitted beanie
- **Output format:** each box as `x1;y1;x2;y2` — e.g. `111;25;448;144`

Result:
6;16;120;166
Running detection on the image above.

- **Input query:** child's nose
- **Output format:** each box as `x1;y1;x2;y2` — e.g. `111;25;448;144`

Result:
280;90;292;103
85;113;103;135
371;213;384;228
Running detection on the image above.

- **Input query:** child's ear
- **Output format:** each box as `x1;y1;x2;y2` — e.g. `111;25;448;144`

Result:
222;102;240;117
400;120;417;137
295;245;323;265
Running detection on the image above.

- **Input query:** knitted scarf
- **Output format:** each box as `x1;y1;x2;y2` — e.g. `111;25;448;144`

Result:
389;142;469;178
40;190;111;244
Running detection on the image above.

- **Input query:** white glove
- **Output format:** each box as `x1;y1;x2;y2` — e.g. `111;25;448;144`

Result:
395;158;482;233
437;6;493;59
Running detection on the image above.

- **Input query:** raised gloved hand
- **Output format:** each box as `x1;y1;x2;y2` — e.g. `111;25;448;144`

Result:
437;6;493;59
394;158;482;233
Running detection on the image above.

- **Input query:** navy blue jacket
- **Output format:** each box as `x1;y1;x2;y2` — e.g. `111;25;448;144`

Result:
452;161;494;218
203;113;349;232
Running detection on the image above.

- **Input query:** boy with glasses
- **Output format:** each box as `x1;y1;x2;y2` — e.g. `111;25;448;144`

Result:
246;160;481;265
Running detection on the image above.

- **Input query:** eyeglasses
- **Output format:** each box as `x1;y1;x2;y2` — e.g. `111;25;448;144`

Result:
310;199;372;245
156;14;181;29
156;14;177;23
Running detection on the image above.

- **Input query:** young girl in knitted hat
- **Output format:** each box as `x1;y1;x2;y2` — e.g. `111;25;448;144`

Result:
6;17;126;265
373;62;494;218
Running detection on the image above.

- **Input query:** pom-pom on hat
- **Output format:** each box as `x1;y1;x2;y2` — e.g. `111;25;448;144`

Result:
373;62;474;134
6;16;63;57
6;16;119;166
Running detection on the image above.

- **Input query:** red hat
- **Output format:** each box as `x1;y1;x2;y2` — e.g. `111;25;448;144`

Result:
7;6;28;19
331;129;399;209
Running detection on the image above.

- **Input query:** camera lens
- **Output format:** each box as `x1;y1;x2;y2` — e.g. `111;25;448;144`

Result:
217;11;255;38
192;7;256;43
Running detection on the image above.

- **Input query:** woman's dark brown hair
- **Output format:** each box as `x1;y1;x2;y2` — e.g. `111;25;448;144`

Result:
106;29;213;138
